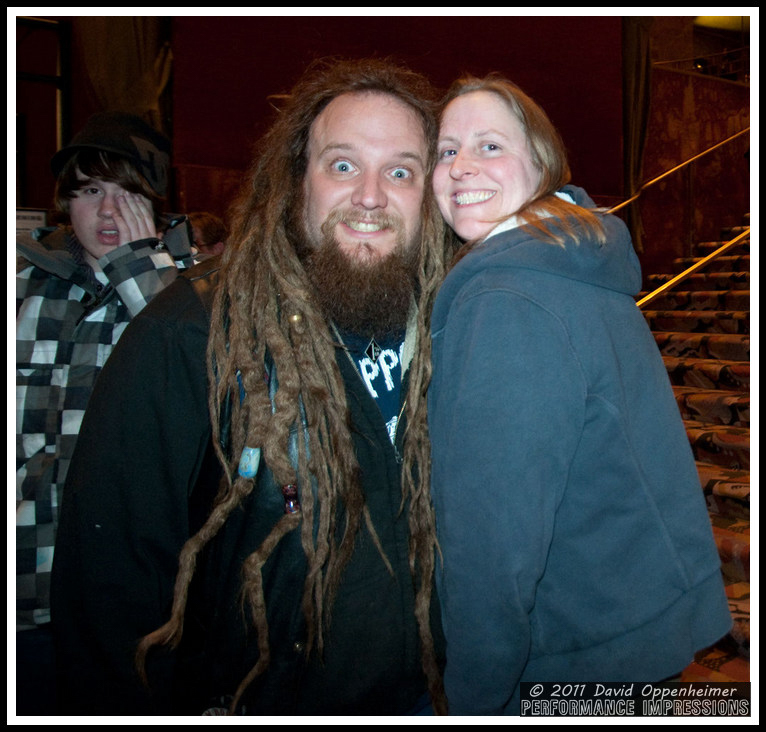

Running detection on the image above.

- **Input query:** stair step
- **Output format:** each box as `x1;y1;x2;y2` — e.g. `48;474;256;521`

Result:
672;386;749;426
685;422;749;470
643;310;749;335
673;255;750;273
649;222;751;683
696;461;749;520
695;239;750;255
681;633;750;682
664;357;749;390
637;290;750;311
724;581;750;659
721;223;750;238
681;580;750;681
711;515;749;584
646;272;749;291
654;332;750;361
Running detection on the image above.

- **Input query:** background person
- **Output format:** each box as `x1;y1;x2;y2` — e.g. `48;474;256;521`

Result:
187;210;228;258
427;74;731;715
16;111;194;715
51;58;451;716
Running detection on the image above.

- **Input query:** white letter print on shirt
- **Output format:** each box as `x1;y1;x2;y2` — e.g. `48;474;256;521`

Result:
359;348;399;398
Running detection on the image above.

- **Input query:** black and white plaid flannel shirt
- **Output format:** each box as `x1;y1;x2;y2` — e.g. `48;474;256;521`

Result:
16;226;194;629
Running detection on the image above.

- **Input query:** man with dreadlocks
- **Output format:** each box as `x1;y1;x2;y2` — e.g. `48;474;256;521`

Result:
52;58;451;716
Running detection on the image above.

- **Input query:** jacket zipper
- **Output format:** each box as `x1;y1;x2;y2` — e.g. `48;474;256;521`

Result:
392;400;406;464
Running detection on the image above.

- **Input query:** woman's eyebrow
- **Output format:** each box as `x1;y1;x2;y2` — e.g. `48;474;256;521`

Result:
438;128;512;144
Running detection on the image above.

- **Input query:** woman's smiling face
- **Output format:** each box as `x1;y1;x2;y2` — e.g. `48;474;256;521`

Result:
433;90;541;241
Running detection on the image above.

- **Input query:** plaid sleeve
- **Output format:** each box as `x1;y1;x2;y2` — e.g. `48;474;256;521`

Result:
17;266;92;628
99;239;181;318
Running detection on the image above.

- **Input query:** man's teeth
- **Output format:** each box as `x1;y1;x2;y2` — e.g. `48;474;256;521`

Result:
347;221;384;233
455;191;495;205
101;230;118;235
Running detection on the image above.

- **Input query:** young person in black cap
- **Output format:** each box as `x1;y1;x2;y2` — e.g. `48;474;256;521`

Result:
16;111;194;715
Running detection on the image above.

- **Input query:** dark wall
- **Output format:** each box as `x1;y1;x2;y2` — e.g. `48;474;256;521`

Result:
638;67;750;278
170;15;624;216
16;18;68;216
17;14;751;282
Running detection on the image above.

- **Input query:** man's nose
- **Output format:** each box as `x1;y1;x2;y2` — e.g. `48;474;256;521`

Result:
351;171;388;210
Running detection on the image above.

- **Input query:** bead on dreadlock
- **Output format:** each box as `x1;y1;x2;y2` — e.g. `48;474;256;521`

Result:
281;484;300;514
238;446;261;479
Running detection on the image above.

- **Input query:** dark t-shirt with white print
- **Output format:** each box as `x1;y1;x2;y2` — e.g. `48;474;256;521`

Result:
337;329;404;444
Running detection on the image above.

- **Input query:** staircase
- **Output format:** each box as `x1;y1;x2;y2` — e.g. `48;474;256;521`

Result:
638;216;750;683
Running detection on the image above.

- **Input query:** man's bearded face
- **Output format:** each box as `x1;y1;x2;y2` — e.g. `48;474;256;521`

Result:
298;91;428;336
302;207;421;337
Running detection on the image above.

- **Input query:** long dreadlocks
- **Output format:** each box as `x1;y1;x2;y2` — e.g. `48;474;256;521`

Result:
135;58;451;714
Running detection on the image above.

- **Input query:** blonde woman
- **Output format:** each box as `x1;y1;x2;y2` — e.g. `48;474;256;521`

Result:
427;75;731;715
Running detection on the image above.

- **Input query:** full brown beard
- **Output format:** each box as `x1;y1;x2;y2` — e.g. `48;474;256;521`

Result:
301;209;420;338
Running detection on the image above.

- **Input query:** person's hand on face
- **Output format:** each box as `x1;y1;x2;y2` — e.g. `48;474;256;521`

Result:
114;192;157;246
69;178;158;263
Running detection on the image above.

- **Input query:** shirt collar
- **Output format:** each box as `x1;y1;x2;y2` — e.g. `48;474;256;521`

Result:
483;189;577;241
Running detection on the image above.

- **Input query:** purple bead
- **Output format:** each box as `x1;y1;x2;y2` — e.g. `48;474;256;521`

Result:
282;484;300;514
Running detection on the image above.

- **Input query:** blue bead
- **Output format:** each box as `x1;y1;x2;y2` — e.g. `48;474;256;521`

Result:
238;446;261;479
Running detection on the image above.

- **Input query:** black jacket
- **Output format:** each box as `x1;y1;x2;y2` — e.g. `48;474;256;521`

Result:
51;259;439;715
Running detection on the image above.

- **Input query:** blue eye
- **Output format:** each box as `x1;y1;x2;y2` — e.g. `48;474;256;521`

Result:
482;143;501;152
331;160;355;174
391;167;411;180
439;148;457;160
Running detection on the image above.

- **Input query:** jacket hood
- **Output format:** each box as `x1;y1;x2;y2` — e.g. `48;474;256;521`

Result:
17;226;96;290
450;185;642;297
18;227;77;276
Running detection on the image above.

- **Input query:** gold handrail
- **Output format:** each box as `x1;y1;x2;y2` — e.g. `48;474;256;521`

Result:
652;46;750;69
636;227;750;308
608;128;750;216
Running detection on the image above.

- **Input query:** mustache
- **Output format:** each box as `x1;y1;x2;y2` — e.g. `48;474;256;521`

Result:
320;208;405;238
